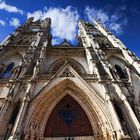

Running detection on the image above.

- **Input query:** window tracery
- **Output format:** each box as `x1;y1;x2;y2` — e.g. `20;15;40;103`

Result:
17;35;35;45
12;66;21;79
51;60;85;75
8;34;36;46
114;65;128;80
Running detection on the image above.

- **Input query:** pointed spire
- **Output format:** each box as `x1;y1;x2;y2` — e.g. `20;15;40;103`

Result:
59;39;73;47
26;17;34;23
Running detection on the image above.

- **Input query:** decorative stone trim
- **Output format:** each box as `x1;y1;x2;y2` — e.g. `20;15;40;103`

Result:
60;68;75;77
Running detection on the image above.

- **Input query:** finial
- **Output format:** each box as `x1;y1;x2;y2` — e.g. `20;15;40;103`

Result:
27;17;34;23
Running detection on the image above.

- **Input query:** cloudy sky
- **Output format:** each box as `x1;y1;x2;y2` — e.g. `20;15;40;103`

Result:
0;0;140;56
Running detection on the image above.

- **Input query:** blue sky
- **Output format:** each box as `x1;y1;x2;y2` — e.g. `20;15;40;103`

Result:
0;0;140;57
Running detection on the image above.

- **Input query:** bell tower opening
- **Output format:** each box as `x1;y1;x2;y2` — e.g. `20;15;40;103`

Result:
44;95;93;137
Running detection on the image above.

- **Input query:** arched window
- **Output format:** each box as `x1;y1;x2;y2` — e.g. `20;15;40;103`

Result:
114;65;127;80
12;66;21;79
1;62;14;79
99;43;106;48
49;59;85;75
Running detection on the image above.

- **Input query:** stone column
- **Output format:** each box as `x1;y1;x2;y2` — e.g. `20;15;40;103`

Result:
91;59;100;79
32;45;46;79
111;82;140;138
0;98;12;138
8;83;30;140
1;29;21;46
106;99;125;139
1;34;13;46
93;45;114;80
31;32;43;47
123;99;140;138
85;47;94;74
18;45;36;79
83;45;101;78
8;98;29;140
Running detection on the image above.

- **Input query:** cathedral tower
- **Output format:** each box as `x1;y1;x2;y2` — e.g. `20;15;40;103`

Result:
0;17;140;140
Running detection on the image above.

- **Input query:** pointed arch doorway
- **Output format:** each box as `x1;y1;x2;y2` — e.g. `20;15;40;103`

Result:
24;79;115;140
44;95;93;138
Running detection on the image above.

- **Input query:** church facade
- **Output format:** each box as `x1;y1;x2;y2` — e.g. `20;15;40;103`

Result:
0;17;140;140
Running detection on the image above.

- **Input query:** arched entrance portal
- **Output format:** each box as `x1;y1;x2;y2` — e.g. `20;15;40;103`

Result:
44;95;93;137
24;79;116;140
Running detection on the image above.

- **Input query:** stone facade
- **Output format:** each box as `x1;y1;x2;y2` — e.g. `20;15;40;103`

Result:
0;17;140;140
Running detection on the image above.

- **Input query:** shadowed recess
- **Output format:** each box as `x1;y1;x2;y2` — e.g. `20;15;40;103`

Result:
44;95;93;137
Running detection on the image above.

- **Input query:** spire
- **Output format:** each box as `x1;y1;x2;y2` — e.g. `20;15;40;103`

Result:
26;17;34;23
59;39;73;47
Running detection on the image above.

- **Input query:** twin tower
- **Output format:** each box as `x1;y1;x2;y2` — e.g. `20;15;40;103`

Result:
0;17;140;140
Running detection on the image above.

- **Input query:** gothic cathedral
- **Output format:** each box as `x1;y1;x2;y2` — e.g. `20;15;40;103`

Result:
0;17;140;140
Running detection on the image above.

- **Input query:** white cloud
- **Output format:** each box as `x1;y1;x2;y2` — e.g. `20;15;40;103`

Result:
27;6;127;43
27;6;79;44
85;7;109;24
27;10;43;21
109;23;122;34
10;18;20;27
0;19;6;26
0;1;23;14
84;6;127;35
